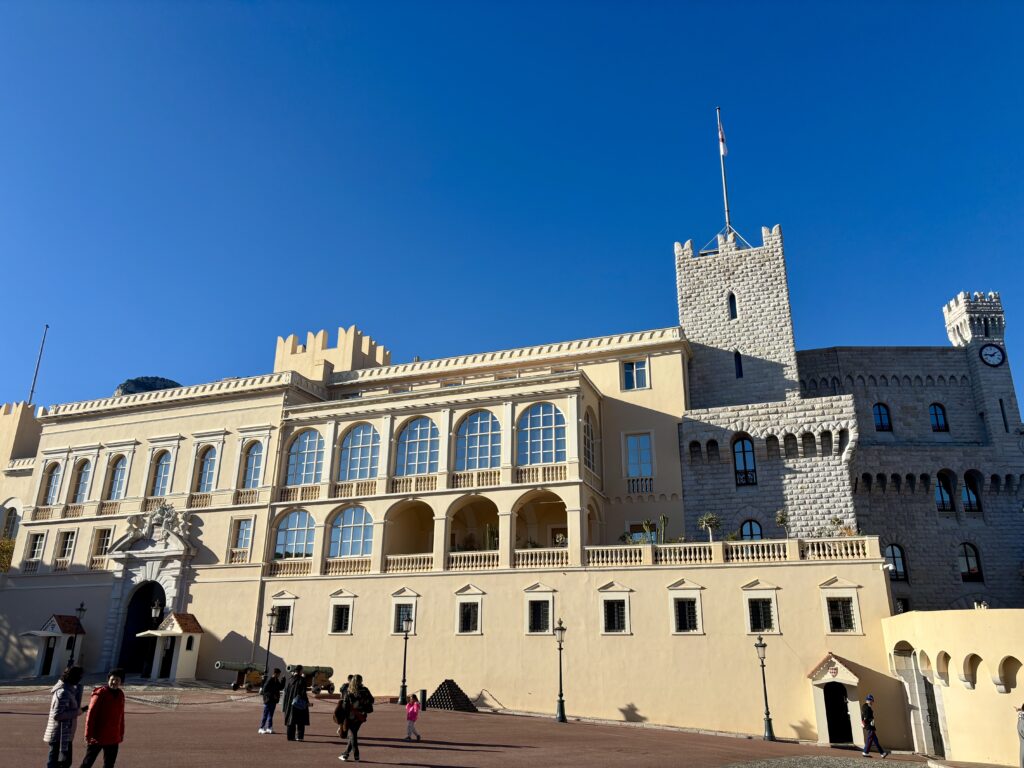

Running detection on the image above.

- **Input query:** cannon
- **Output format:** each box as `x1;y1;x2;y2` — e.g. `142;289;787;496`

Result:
214;660;265;692
285;664;335;694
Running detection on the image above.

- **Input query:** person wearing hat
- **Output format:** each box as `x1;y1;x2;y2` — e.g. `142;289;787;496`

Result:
861;694;889;758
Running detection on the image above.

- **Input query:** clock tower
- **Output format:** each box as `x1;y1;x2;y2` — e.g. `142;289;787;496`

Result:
943;291;1023;448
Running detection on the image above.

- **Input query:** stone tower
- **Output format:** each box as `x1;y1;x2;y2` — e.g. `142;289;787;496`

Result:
943;291;1023;449
675;226;799;409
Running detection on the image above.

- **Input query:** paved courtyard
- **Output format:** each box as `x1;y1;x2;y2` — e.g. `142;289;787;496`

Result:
0;684;922;768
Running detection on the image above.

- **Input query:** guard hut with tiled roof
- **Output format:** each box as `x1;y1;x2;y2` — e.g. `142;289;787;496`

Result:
135;612;203;682
18;615;86;678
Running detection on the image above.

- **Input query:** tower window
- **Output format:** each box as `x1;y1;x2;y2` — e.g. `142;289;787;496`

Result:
958;543;983;582
623;360;649;390
734;351;743;379
884;544;908;581
728;293;738;320
929;403;949;433
872;403;892;432
740;520;762;540
732;437;756;486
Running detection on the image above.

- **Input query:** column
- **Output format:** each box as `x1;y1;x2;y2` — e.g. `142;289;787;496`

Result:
311;522;326;576
432;514;448;571
565;507;584;567
377;415;394;496
501;402;515;485
321;421;339;497
498;511;515;569
369;520;387;574
437;409;452;488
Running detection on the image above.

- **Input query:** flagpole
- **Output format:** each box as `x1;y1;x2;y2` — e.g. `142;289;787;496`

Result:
717;107;732;234
27;323;49;404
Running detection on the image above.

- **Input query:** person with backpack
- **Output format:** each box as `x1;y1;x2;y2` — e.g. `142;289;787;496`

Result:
860;694;890;758
43;665;84;768
333;676;355;741
258;668;284;735
80;668;126;768
338;674;374;762
282;666;311;742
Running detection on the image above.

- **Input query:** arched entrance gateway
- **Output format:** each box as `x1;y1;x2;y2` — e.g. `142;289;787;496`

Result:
100;502;196;677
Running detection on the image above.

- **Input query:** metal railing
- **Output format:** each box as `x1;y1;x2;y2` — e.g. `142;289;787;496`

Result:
734;470;758;487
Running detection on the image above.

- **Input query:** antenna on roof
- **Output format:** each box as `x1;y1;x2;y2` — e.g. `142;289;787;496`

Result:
700;108;752;254
27;323;49;404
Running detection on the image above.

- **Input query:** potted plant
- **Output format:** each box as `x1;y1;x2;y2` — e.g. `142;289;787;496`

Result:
775;510;790;539
697;512;721;542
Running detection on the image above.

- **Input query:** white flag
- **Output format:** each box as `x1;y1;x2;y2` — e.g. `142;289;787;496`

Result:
718;117;728;157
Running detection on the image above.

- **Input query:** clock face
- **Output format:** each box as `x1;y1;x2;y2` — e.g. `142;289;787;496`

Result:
980;344;1005;367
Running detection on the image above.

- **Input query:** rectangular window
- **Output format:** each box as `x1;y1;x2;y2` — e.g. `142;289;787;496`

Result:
93;529;112;556
748;598;774;633
622;360;648;390
528;599;550;633
673;598;699;633
458;602;479;634
625;433;653;478
56;531;76;560
234;519;253;550
331;604;351;634
999;399;1010;433
394;603;414;634
272;605;292;633
603;599;627;633
28;532;45;560
827;597;856;632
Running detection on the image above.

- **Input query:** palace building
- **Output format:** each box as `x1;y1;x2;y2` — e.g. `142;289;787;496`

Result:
1;224;1022;762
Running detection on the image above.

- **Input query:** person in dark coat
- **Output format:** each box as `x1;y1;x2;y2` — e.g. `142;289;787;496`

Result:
43;665;84;768
258;669;284;735
281;666;311;742
80;668;126;768
339;674;374;762
860;694;890;758
1015;702;1024;768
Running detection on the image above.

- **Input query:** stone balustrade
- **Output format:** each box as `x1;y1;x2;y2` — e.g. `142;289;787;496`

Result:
385;553;433;573
724;540;790;563
514;547;570;568
586;545;644;567
325;556;371;575
228;548;250;564
267;559;311;577
450;470;501;489
88;556;107;571
515;464;568;484
447;550;499;570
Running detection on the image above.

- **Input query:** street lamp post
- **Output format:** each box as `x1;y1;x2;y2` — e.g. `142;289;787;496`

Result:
264;607;279;674
754;634;776;741
398;615;413;705
554;618;567;723
151;599;164;627
71;602;86;665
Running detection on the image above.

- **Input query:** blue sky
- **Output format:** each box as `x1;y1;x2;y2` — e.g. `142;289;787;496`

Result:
1;1;1022;407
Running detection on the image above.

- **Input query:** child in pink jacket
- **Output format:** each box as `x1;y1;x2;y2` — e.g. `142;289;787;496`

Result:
405;694;422;741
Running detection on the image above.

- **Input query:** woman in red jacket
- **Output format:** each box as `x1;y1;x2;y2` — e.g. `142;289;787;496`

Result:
79;668;125;768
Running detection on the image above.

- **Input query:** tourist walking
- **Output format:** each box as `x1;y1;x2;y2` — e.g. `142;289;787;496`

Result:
338;674;374;762
282;666;311;742
43;665;84;768
258;668;284;734
79;668;126;768
405;693;422;742
860;694;890;758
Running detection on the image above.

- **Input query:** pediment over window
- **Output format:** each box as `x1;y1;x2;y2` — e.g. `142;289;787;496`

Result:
391;587;420;598
667;578;704;591
819;576;861;589
597;581;633;593
740;579;779;591
455;584;485;596
329;588;358;599
271;590;298;600
523;582;556;593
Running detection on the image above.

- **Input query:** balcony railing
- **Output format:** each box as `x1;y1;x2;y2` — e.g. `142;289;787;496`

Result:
32;506;58;521
325;557;372;576
88;556;107;571
279;485;321;503
63;504;85;518
333;480;377;499
385;553;433;573
626;477;653;494
450;470;501;489
22;559;40;574
724;540;788;563
390;475;438;494
447;551;499;570
143;497;166;512
187;493;212;509
53;557;71;572
267;559;311;577
514;547;569;568
801;538;870;561
234;489;260;505
653;543;714;565
228;548;250;564
515;464;567;484
97;501;121;516
586;545;643;567
735;470;758;487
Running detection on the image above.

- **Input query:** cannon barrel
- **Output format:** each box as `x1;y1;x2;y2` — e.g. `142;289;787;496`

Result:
285;665;334;677
215;660;261;672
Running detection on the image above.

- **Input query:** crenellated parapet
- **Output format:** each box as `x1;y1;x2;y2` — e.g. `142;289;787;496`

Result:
943;290;1005;346
274;325;391;383
0;401;41;470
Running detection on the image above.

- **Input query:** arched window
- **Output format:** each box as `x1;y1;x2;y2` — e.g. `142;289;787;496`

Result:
241;442;263;489
286;430;324;486
884;544;908;581
328;506;373;558
456;411;501;471
935;471;955;512
516;403;566;466
42;463;62;506
801;433;817;458
929;403;949;432
872;403;892;432
688;441;703;463
958;543;983;582
582;411;598;473
107;456;128;500
395;417;439;476
71;460;92;504
734;351;744;379
195;446;217;493
706;440;720;462
150;452;172;497
338;424;380;481
783;434;798;459
961;473;982;513
765;435;780;460
733;436;756;486
740;520;762;540
728;292;738;320
274;510;316;560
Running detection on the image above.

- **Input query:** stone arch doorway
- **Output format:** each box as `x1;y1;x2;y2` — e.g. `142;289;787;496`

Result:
118;581;165;676
823;681;853;743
